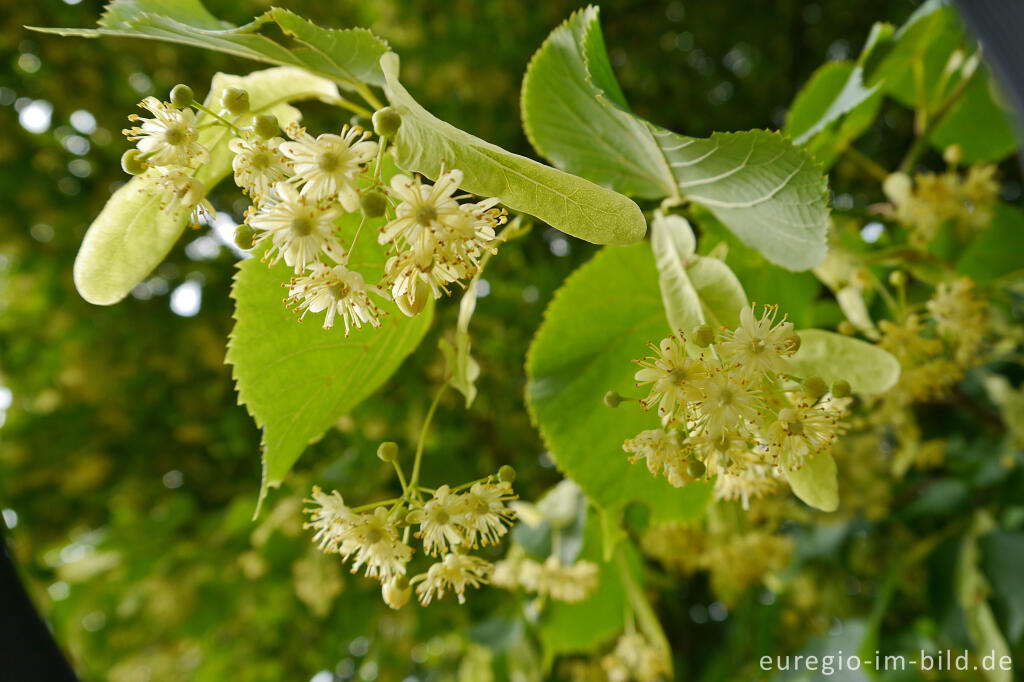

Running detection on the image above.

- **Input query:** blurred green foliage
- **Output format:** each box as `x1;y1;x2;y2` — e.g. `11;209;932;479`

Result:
13;1;1016;681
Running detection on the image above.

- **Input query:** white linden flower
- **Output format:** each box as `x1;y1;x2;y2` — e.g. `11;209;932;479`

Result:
407;485;466;556
623;429;692;488
337;507;413;581
714;465;781;509
249;182;343;273
522;556;600;603
154;168;214;221
286;262;386;335
460;481;516;547
718;304;798;379
304;486;356;553
768;403;843;469
634;336;707;420
228;135;290;202
694;370;762;439
124;97;209;167
279;124;377;209
384;230;462;308
413;553;492;605
378;170;465;245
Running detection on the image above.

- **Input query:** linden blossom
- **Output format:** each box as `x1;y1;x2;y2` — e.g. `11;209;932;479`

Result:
621;303;849;506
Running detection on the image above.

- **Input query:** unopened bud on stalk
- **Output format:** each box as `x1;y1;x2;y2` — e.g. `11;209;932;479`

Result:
170;84;194;108
694;324;716;348
120;149;148;175
377;441;399;463
498;465;516;483
360;190;388;219
803;376;828;401
253;113;279;139
372;107;402;138
603;390;623;408
234;224;258;250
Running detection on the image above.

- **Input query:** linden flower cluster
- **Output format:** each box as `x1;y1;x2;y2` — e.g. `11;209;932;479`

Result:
121;86;506;334
491;548;600;604
304;462;517;608
121;87;216;223
601;633;671;682
882;158;999;246
613;304;851;507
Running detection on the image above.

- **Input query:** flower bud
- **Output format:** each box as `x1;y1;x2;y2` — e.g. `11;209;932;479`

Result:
882;172;912;204
832;379;852;398
221;87;250;115
394;281;431;317
603;390;622;408
943;144;964;166
382;576;411;609
686;458;706;478
498;465;516;483
121;149;148;176
803;376;828;401
888;270;907;288
694;324;716;348
372;106;402;138
360;190;388;219
170;84;194;108
253;113;279;139
837;320;856;336
234;224;258;251
377;441;399;463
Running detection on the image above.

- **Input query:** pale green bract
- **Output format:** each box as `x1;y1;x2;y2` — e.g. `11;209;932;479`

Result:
73;67;338;305
32;0;391;92
521;6;830;270
650;212;747;334
789;329;901;395
526;243;714;523
227;209;433;509
785;452;840;512
380;53;646;246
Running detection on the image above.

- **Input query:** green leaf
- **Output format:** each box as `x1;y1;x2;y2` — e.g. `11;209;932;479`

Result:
526;243;714;523
932;75;1019;163
650;213;746;334
380;53;645;246
71;67;338;306
784;452;839;512
785;60;883;168
789;329;900;395
958;204;1024;284
980;531;1024;643
538;511;637;666
521;7;830;269
31;1;390;92
692;206;823;328
227;211;433;505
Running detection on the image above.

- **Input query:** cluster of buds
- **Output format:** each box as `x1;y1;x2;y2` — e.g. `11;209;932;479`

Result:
610;304;851;507
304;449;518;608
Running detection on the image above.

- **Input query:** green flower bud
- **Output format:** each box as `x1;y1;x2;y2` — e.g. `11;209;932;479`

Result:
233;224;258;251
686;458;706;478
169;84;194;108
943;143;964;166
372;106;402;138
394;281;430;317
377;441;399;463
832;379;852;398
837;320;856;336
360;190;388;219
603;390;622;408
804;376;828;401
694;324;716;348
221;88;250;115
120;149;148;176
498;465;516;483
888;270;907;288
253;113;279;139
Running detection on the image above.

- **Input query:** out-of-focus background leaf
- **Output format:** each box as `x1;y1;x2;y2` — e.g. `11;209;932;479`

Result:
4;1;989;680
